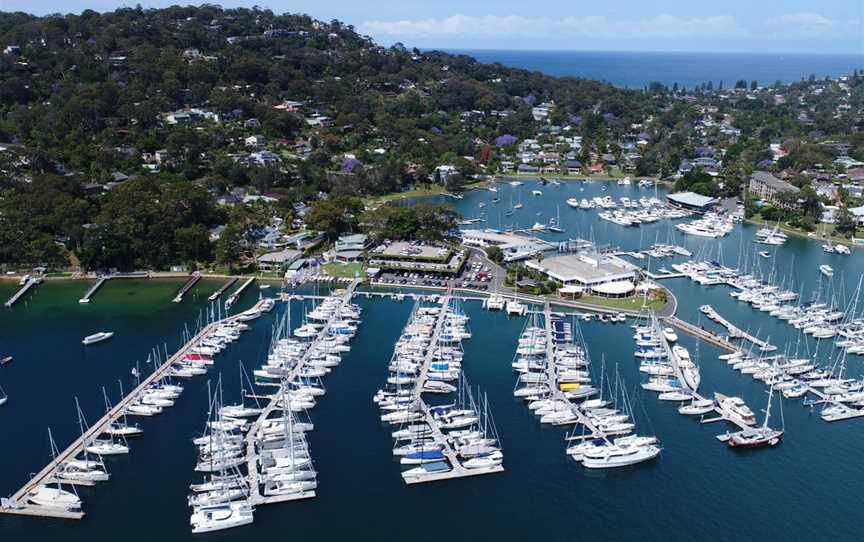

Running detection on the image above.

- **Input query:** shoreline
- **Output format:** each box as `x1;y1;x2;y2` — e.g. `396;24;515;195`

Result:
745;216;860;248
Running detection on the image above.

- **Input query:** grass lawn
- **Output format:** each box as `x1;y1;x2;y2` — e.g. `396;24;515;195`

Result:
746;216;860;246
575;295;666;311
367;180;491;206
323;261;365;279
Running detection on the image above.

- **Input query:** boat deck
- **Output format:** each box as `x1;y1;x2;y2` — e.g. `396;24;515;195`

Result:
0;299;269;520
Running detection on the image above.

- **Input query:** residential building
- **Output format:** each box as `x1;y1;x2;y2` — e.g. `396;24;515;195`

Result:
749;171;800;203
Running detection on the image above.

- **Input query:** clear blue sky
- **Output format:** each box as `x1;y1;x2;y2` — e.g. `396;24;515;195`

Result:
4;0;863;54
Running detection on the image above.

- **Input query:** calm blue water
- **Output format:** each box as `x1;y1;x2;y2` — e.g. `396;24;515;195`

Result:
3;183;864;541
446;49;864;89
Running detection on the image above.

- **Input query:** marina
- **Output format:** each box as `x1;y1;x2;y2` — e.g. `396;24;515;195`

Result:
2;181;864;540
0;297;270;520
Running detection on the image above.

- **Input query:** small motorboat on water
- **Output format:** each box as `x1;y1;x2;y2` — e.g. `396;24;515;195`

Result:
758;251;771;258
819;265;834;277
82;332;114;346
1;355;12;365
662;328;678;342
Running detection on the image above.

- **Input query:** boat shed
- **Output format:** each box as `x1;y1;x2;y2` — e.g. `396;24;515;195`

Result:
666;192;717;213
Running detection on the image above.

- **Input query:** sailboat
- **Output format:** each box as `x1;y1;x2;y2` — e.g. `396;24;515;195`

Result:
77;397;130;456
27;429;83;512
513;190;524;209
105;385;142;437
547;206;565;233
719;386;784;448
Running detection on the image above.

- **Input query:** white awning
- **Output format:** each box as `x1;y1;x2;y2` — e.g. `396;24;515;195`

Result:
591;281;635;295
559;285;584;294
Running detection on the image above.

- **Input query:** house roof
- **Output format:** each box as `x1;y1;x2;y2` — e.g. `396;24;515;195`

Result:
257;248;301;264
667;192;716;208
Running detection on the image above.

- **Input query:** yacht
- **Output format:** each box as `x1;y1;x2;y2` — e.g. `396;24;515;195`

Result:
82;331;114;345
662;328;678;342
581;443;660;469
566;197;580;208
714;393;756;425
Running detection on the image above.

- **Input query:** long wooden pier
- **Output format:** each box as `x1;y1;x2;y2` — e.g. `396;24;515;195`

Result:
244;282;358;505
0;299;267;520
172;272;201;303
4;277;42;308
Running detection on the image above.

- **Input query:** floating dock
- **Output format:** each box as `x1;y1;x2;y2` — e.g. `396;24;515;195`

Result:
699;305;776;352
244;282;358;505
225;277;255;309
4;277;42;308
172;272;201;303
0;299;268;520
207;277;237;301
662;316;738;353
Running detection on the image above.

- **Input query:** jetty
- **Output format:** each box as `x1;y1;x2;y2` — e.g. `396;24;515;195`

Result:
225;277;255;309
243;282;359;505
402;293;504;484
172;272;202;303
541;302;604;439
662;316;738;353
4;276;42;308
0;298;269;520
208;277;237;301
78;272;150;304
699;305;776;352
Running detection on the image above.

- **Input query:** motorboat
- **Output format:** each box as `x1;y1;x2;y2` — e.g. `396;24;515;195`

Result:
678;398;715;415
82;332;114;345
662;328;678;342
819;265;834;277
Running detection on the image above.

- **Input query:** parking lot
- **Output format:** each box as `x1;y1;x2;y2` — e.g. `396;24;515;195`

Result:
374;256;495;291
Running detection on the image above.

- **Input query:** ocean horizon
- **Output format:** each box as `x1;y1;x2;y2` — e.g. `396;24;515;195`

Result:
441;49;864;89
